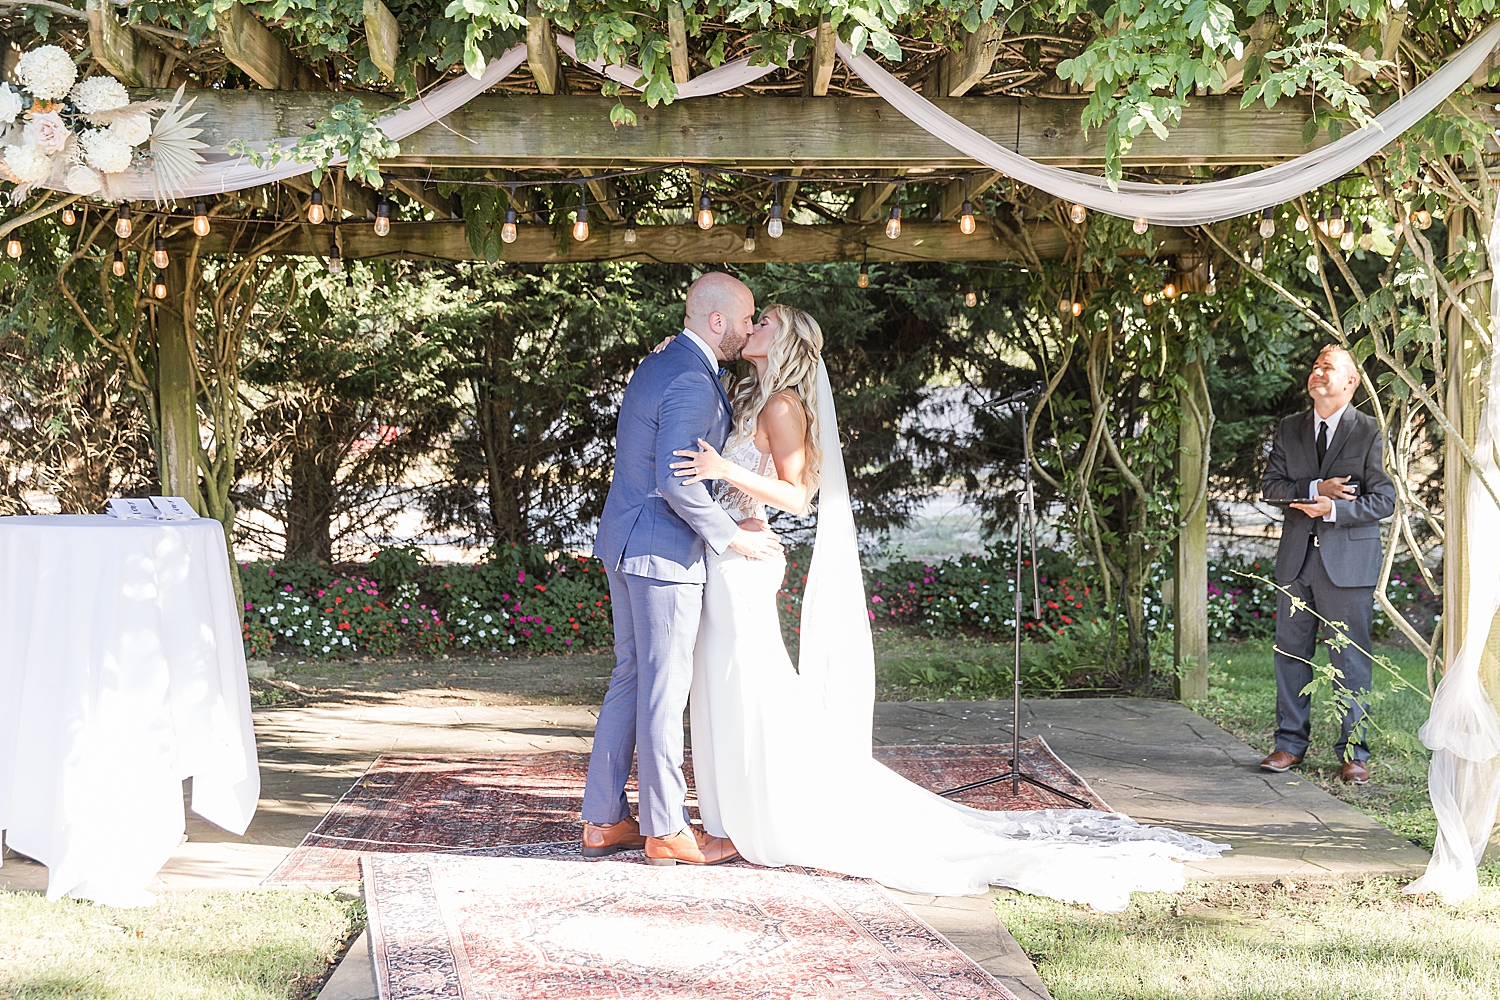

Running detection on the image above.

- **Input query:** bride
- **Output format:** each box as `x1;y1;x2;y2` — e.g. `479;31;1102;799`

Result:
665;303;1227;912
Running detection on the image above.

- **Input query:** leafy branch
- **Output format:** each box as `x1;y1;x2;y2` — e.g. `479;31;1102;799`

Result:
228;99;398;189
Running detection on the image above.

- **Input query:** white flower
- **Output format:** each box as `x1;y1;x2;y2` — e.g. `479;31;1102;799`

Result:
0;85;21;125
70;76;128;115
64;164;101;195
16;45;77;102
24;111;69;154
3;142;55;184
80;128;132;173
110;115;151;148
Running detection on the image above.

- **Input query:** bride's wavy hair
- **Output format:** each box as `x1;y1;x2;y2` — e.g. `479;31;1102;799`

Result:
728;304;823;513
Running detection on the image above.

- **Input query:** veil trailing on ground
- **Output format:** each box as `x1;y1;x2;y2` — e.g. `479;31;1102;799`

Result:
795;360;877;756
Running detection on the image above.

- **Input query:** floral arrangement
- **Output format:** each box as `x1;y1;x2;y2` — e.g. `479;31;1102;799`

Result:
0;45;205;203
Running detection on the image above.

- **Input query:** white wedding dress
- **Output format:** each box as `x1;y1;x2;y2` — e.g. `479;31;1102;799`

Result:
689;363;1228;912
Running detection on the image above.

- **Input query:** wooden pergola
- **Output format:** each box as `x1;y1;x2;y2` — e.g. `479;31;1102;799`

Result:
53;1;1499;703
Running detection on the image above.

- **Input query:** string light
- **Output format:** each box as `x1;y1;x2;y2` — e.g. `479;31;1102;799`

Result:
697;188;714;231
1358;220;1375;251
115;203;132;238
61;207;76;226
885;203;902;240
375;197;391;237
328;231;343;275
1068;203;1087;225
1133;216;1149;235
767;184;783;238
5;237;19;259
1251;249;1264;271
1142;291;1155;306
1259;207;1276;239
857;268;869;288
623;217;637;245
1295;213;1309;233
1162;282;1177;300
152;236;168;269
572;189;590;242
501;205;518;244
743;223;756;253
1328;203;1344;239
152;278;168;299
307;190;325;225
1415;208;1433;230
112;248;126;277
1315;209;1329;236
1072;298;1083;317
964;287;978;308
193;200;211;237
1059;296;1073;316
959;178;976;235
1340;224;1355;252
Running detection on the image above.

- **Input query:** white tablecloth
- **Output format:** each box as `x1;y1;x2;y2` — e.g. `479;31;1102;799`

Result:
0;515;259;906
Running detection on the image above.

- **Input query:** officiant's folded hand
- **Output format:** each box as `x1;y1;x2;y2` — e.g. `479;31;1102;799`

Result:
728;522;783;560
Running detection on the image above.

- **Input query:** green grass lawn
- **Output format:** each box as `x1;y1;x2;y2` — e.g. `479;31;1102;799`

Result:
0;890;362;1000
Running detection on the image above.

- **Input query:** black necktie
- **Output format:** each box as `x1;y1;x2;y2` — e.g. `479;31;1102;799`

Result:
1316;420;1329;464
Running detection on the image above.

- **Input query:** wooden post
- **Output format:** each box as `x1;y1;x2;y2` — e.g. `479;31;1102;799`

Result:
805;15;835;96
666;3;691;85
363;0;401;82
87;0;164;87
1175;354;1210;700
218;3;321;90
526;1;561;95
155;258;203;512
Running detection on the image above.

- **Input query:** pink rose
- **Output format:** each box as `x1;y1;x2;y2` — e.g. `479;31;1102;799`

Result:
24;111;69;154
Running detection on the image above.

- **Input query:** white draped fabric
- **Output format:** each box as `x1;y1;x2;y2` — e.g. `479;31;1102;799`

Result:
1403;211;1500;904
0;516;259;907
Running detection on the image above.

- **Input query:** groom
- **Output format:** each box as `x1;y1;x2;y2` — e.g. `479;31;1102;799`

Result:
582;272;782;865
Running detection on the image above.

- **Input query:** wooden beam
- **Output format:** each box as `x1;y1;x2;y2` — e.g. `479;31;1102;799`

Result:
386;176;458;218
219;2;321;91
1348;11;1405;87
853;172;904;222
805;15;836;97
937;171;1002;220
925;23;998;98
1213;15;1276;94
579;168;622;222
526;0;561;95
87;0;164;88
0;32;19;85
134;91;1500;169
667;3;691;86
168;219;1195;262
363;0;401;82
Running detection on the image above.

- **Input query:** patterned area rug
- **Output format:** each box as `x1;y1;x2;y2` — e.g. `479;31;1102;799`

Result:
364;848;1020;1000
265;739;1107;885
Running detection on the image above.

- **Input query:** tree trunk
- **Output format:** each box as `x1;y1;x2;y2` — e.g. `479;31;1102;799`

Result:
283;408;342;562
154;257;202;512
475;324;528;544
1175;354;1211;700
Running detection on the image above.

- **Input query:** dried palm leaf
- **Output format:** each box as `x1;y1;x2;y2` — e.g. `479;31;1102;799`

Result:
84;100;174;127
147;85;206;206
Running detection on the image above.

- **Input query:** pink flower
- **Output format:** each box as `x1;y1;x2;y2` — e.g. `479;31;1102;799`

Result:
25;111;69;153
871;595;884;603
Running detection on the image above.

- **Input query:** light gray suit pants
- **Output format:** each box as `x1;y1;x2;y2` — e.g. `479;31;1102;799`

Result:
581;568;700;838
1273;544;1372;762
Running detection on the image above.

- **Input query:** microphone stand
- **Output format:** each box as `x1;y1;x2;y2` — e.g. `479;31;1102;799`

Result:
937;391;1093;808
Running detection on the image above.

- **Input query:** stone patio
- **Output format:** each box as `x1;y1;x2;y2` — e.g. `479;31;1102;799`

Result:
1;697;1432;1000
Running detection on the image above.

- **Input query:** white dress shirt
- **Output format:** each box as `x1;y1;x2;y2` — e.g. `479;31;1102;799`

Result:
679;327;720;372
1308;402;1351;522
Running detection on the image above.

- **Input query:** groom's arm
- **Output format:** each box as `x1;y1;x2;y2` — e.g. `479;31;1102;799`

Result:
657;371;740;555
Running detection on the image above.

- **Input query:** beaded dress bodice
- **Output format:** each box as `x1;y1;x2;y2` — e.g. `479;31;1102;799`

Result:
715;436;776;522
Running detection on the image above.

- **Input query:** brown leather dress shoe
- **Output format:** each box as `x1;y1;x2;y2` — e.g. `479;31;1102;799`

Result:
580;816;647;857
1340;759;1371;785
1259;750;1303;772
644;827;740;867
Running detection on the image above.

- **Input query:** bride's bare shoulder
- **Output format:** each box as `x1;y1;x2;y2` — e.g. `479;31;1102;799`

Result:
761;391;808;430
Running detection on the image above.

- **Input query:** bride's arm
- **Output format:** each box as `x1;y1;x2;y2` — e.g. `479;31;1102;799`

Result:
671;394;812;514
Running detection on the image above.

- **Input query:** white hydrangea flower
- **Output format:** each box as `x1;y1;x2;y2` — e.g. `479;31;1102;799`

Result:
3;142;55;184
109;115;151;148
80;128;132;174
64;164;102;195
16;45;78;102
70;76;129;115
0;84;21;126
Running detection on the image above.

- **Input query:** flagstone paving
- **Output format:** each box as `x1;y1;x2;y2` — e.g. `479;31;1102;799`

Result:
1;697;1432;1000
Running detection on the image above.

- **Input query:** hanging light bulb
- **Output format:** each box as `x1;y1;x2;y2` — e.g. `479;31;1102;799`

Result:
374;197;391;237
1295;213;1309;233
61;207;76;226
112;248;126;277
192;200;211;237
964;289;978;308
115;202;132;239
857;268;869;289
743;224;756;253
152;278;168;299
1415;208;1433;230
767;185;784;238
1358;221;1375;251
1340;226;1355;252
1133;216;1149;235
1058;296;1073;316
885;203;902;240
1163;282;1177;300
696;190;714;231
328;241;343;276
572;202;590;243
1259;207;1276;239
152;236;168;269
1068;203;1087;225
1251;251;1264;272
1316;209;1329;236
307;190;325;225
623;217;637;245
5;237;19;259
1072;299;1084;317
959;199;976;235
1328;203;1344;239
1142;291;1155;306
501;206;518;244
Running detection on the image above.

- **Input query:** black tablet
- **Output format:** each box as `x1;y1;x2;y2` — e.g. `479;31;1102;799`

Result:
1259;497;1305;508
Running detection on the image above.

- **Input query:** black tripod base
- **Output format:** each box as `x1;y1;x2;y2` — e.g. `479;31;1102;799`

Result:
937;769;1094;809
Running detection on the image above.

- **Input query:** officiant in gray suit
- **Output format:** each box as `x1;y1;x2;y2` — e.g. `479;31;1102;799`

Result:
1260;344;1395;784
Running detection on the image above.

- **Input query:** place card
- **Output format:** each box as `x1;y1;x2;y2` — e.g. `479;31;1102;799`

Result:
150;496;200;520
107;498;159;519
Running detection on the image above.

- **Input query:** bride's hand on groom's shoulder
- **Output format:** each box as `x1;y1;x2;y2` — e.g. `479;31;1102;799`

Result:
650;335;676;354
671;439;728;485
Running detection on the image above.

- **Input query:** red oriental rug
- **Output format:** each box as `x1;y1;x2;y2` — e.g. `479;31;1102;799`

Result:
363;849;1021;1000
264;739;1107;886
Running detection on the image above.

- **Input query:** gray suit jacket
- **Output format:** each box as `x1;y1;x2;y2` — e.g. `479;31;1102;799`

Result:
1262;405;1395;587
593;337;739;583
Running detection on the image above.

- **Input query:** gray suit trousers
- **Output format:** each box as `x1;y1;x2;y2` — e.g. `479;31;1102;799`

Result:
1273;545;1372;761
581;568;700;838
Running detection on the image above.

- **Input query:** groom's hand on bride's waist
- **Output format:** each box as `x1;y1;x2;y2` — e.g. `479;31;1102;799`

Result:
728;522;783;560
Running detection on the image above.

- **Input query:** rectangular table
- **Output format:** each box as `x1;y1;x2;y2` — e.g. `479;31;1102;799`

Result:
0;515;259;906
